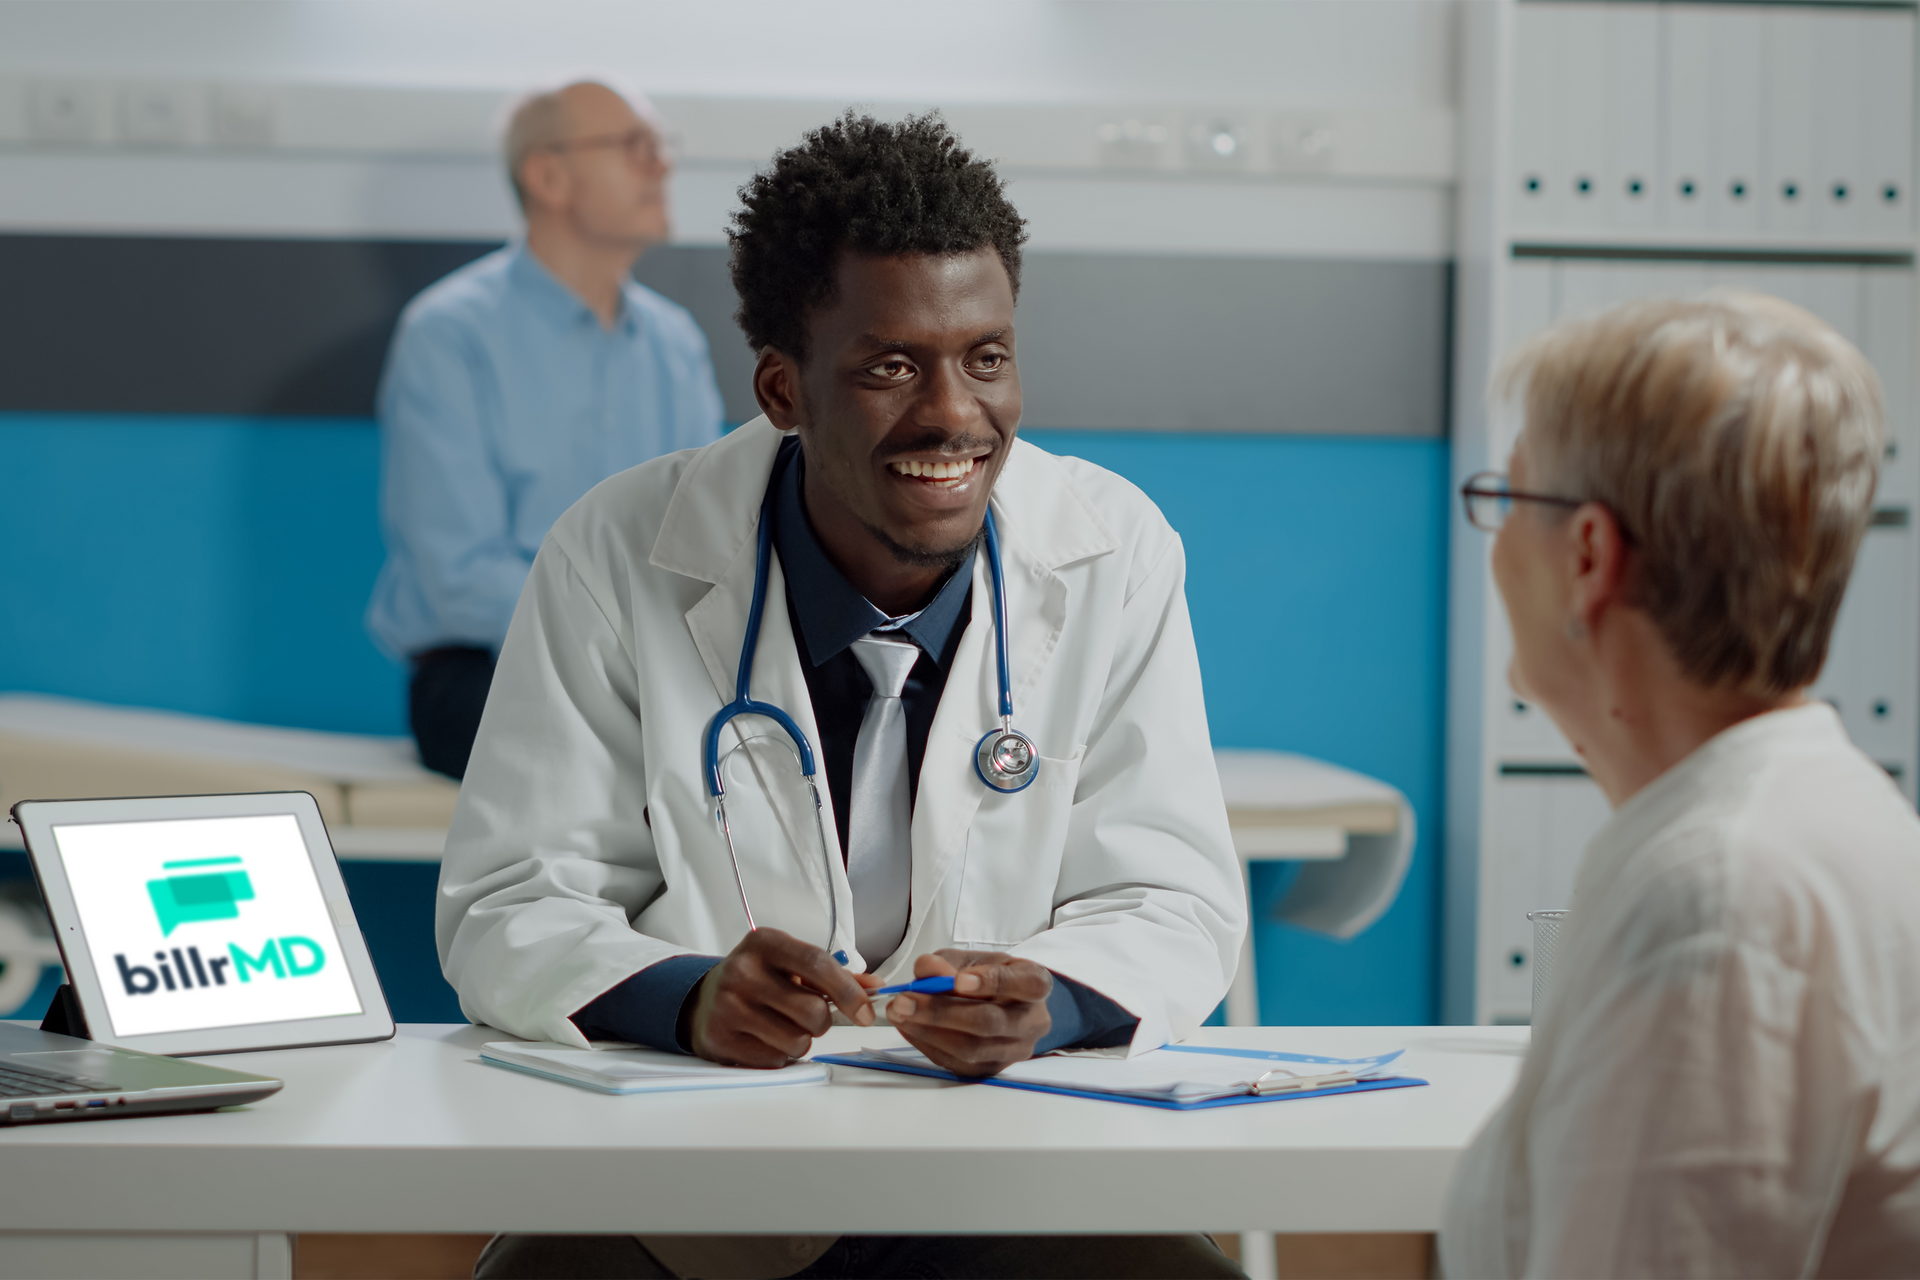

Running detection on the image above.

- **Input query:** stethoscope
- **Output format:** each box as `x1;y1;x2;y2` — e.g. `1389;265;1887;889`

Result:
702;468;1038;961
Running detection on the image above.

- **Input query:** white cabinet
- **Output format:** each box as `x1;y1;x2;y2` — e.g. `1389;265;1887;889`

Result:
1450;1;1920;1026
1508;2;1914;248
1764;7;1819;238
1861;9;1918;242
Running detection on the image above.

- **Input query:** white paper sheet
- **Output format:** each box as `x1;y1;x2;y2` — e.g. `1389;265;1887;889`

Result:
481;1041;829;1094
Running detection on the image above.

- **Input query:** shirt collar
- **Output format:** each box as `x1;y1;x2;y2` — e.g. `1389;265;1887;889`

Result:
506;241;641;335
770;437;974;666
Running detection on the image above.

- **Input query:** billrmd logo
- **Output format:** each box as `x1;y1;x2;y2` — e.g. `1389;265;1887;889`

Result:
148;856;254;935
114;855;328;997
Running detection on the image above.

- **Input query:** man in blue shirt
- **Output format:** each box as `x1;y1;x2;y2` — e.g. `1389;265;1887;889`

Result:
366;81;724;777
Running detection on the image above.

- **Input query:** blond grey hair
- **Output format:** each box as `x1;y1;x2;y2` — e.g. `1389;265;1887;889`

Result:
1501;292;1885;697
502;88;574;211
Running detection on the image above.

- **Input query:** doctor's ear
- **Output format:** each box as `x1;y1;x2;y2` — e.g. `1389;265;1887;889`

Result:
752;348;803;432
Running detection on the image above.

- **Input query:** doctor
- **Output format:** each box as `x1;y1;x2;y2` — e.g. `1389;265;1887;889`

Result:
441;111;1247;1280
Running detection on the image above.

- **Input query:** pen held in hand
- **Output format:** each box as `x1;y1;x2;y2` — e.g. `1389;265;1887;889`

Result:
870;975;959;998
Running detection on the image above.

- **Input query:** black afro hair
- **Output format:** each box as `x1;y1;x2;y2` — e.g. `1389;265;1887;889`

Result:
727;111;1028;360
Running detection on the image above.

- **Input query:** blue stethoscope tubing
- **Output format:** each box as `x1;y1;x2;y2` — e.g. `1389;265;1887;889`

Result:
702;470;1038;954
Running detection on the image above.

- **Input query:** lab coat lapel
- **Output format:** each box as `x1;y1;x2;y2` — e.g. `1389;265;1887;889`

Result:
660;414;798;716
673;420;855;962
682;521;757;712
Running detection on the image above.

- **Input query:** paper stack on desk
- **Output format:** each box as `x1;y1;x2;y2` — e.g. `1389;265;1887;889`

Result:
816;1043;1425;1110
481;1042;828;1094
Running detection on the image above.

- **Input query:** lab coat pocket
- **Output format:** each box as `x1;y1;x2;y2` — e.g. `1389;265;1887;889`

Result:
952;746;1086;950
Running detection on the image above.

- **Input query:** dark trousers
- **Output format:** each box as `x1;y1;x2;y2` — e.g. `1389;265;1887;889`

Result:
410;646;496;780
473;1233;1245;1280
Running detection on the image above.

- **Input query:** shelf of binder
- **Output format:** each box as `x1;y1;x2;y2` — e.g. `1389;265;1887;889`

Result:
1446;0;1920;1027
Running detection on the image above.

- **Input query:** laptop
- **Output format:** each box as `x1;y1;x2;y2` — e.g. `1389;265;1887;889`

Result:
0;1021;281;1125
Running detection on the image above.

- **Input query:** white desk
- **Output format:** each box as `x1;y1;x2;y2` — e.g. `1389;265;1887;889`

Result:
0;1022;1526;1280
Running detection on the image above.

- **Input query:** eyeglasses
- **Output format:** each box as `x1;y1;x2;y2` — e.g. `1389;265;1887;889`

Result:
1460;470;1585;532
541;126;678;167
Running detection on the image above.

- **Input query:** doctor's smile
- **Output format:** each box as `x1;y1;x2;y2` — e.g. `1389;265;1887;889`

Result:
887;454;979;486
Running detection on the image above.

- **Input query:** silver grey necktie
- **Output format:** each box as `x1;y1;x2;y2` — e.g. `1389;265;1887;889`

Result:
847;635;921;962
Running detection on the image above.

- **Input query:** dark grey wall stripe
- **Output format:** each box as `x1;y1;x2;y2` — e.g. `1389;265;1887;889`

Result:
0;235;1450;437
0;236;496;417
1014;254;1450;436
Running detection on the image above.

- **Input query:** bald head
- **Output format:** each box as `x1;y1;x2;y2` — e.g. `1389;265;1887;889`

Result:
504;81;646;211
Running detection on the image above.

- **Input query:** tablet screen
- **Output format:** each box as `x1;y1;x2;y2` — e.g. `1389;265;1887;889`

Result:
49;812;365;1038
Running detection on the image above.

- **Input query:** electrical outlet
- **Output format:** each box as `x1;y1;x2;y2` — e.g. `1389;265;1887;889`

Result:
1184;112;1254;172
211;85;275;148
1269;113;1337;174
1094;115;1174;170
119;83;196;147
27;80;100;143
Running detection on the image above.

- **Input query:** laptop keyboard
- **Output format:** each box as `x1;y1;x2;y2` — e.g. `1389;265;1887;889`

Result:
0;1062;101;1099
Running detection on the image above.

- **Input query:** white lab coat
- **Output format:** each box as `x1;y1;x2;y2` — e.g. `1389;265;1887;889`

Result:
436;416;1246;1054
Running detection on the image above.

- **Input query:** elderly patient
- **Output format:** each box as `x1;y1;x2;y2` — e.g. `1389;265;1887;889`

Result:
1443;294;1920;1277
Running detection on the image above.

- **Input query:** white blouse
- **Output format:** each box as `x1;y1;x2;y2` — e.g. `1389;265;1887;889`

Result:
1442;704;1920;1278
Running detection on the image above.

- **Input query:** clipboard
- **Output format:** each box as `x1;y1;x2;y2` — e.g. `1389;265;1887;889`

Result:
815;1043;1428;1110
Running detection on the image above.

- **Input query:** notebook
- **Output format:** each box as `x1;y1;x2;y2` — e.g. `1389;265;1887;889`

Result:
481;1041;829;1095
814;1043;1426;1109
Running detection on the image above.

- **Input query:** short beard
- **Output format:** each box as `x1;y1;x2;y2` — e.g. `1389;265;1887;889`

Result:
861;519;983;571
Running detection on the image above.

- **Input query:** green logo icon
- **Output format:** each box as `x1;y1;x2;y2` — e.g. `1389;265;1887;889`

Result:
147;857;255;937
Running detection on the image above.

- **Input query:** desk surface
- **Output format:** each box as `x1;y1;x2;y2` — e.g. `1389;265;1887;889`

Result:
0;1024;1526;1236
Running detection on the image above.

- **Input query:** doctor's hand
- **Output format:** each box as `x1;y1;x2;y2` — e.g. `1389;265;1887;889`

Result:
886;950;1052;1078
687;928;878;1069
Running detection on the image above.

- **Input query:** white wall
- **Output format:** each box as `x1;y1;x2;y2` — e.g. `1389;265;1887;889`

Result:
0;0;1456;108
0;0;1460;259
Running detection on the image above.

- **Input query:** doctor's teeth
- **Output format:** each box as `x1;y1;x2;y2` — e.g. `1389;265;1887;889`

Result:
891;458;977;479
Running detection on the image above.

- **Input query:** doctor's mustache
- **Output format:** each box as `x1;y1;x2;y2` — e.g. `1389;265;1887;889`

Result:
874;430;1002;462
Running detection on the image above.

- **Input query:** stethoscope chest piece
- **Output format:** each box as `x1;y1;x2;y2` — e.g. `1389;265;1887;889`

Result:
975;723;1040;793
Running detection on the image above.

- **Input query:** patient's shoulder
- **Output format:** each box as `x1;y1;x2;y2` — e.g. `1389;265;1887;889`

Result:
1605;737;1920;977
393;249;517;336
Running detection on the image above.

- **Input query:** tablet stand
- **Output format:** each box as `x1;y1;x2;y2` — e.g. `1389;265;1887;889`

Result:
39;983;91;1039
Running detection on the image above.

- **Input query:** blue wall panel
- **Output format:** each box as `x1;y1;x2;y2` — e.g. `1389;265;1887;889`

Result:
1;414;1447;1026
1026;432;1448;1026
0;414;408;734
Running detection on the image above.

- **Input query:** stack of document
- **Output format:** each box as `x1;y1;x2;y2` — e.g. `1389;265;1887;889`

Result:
816;1043;1423;1109
481;1041;829;1095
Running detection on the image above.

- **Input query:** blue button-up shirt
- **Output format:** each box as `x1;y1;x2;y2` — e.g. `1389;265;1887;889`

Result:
574;439;1138;1057
366;243;724;658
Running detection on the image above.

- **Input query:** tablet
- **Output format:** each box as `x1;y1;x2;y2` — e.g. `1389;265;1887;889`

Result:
12;792;395;1056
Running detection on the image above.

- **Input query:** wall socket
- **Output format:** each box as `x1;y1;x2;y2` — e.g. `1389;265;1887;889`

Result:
1095;115;1176;169
211;86;275;148
1185;113;1255;172
120;84;197;147
1269;113;1338;174
27;81;100;144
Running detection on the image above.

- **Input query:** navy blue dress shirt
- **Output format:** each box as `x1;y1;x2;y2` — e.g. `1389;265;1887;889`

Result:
573;439;1137;1057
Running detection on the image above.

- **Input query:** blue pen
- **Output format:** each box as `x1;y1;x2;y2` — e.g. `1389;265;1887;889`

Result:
869;975;958;997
